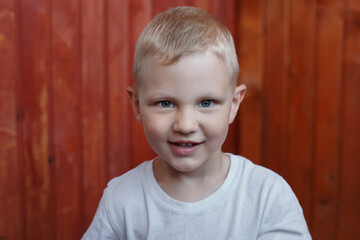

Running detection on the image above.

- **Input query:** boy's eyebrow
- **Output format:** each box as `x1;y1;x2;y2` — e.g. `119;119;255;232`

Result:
144;91;227;101
143;92;177;101
144;91;175;98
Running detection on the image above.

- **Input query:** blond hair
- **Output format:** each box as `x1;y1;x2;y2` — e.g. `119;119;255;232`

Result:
133;6;239;84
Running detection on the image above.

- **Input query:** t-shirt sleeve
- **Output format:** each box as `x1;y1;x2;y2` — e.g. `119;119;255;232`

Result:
81;188;119;240
258;177;312;240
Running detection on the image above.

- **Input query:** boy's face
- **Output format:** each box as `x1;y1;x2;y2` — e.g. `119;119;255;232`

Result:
128;52;246;174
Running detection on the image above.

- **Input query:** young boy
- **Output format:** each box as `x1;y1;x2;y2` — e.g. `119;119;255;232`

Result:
82;6;311;239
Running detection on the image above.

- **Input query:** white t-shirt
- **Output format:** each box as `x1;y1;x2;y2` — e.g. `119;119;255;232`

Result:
82;154;311;239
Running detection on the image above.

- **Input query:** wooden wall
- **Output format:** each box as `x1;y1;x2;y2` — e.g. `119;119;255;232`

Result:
0;0;359;239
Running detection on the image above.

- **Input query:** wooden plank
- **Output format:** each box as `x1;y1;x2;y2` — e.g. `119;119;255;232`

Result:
312;1;344;238
194;0;211;12
338;0;360;238
236;0;265;164
129;0;155;167
81;0;107;227
153;0;176;13
106;0;132;179
20;0;55;239
209;0;235;34
154;1;199;16
262;0;290;176
51;0;83;238
286;0;316;226
0;0;24;239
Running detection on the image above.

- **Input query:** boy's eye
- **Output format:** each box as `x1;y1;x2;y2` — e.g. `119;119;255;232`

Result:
157;101;174;108
199;100;214;108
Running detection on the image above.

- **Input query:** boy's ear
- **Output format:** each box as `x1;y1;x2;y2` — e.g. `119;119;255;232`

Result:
229;84;246;124
127;86;142;124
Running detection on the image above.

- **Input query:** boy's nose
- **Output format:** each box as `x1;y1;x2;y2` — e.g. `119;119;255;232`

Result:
173;109;198;134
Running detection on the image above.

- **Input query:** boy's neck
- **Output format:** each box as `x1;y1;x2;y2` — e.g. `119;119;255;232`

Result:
153;152;230;202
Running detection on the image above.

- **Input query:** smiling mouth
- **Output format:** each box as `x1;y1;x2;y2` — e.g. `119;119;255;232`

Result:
169;141;203;146
168;141;203;156
173;142;200;148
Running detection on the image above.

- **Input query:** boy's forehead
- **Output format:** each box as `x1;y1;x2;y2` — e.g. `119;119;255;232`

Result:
135;52;234;94
135;52;232;88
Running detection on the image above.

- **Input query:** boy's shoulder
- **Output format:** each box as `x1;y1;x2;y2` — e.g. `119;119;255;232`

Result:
229;153;283;182
228;153;289;197
109;160;151;185
104;160;152;203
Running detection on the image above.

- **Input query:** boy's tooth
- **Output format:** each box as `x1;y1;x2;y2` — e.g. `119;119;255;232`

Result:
175;143;196;147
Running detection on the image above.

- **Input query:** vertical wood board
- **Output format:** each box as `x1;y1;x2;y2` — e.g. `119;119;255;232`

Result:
0;0;24;239
81;0;107;227
51;0;83;238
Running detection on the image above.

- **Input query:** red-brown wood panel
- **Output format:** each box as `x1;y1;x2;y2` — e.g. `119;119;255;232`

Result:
262;0;290;177
20;0;56;239
0;0;24;239
338;0;360;238
51;0;83;238
81;0;107;227
286;0;316;224
312;1;344;238
129;0;156;167
209;0;235;34
154;0;190;13
236;0;264;165
106;0;132;180
194;0;211;12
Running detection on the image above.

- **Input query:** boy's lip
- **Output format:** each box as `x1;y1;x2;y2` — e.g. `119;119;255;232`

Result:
167;140;203;156
168;140;203;144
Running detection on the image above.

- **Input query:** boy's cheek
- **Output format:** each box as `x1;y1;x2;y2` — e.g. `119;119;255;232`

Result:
142;117;167;135
200;110;232;126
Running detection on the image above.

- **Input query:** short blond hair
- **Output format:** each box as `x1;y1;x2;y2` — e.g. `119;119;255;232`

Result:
133;6;239;84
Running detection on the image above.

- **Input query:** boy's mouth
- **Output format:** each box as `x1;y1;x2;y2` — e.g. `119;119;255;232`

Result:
168;140;202;146
174;142;199;148
168;141;203;156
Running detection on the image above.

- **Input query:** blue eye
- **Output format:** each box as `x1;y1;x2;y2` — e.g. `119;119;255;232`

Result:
157;101;173;108
199;100;214;108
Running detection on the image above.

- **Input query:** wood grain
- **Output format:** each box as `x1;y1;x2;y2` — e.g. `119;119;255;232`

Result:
51;0;83;238
337;0;360;238
0;0;24;239
312;0;344;238
262;0;290;177
106;0;132;180
20;0;55;238
286;0;316;225
81;0;107;227
236;0;265;165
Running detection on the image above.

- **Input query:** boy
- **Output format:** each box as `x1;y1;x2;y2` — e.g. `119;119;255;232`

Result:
83;6;311;239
